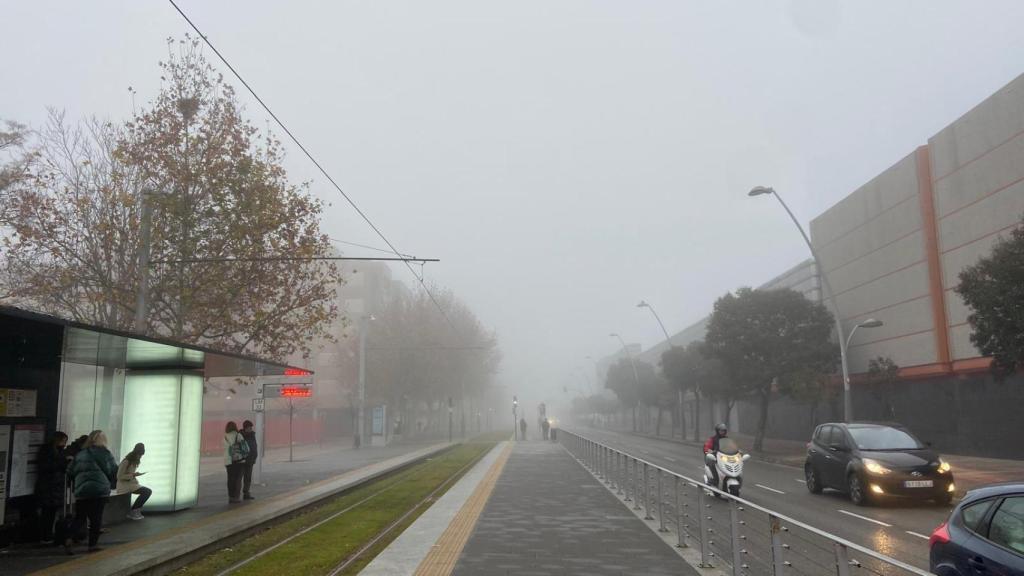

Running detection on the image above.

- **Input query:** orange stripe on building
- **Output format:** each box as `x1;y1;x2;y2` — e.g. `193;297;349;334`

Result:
916;145;952;369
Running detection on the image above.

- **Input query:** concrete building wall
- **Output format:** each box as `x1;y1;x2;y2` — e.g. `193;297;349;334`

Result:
929;73;1024;363
809;151;941;373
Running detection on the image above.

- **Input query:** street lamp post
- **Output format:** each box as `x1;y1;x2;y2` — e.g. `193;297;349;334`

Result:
847;318;884;352
637;301;673;345
638;300;683;437
749;186;884;422
610;332;641;430
356;314;375;449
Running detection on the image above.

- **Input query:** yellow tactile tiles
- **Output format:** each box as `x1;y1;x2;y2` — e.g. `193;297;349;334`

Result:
413;442;513;576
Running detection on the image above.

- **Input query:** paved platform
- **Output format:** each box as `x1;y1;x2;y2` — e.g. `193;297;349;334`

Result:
5;441;449;576
367;440;699;576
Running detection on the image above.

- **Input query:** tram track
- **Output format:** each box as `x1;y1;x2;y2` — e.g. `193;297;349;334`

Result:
181;440;499;576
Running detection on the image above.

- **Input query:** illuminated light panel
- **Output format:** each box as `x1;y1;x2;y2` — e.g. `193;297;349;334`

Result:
284;368;312;376
121;373;203;511
280;386;313;398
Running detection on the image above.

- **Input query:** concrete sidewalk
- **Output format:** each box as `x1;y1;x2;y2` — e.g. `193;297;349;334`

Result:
452;441;697;576
614;427;1024;495
368;439;699;576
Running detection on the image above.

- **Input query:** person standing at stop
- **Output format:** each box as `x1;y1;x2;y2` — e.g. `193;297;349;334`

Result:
65;430;118;554
241;420;258;500
223;421;249;503
519;417;528;440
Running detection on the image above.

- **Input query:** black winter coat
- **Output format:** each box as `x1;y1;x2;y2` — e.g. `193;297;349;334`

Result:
241;430;258;463
34;445;68;508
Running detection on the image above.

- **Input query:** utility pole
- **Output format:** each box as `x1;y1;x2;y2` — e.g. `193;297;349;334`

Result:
513;395;518;440
356;315;369;449
133;189;155;334
448;396;453;443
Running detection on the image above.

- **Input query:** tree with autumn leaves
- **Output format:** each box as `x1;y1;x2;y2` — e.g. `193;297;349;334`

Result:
1;38;340;360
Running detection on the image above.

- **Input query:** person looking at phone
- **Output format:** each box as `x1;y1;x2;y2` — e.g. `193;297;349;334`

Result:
117;443;152;520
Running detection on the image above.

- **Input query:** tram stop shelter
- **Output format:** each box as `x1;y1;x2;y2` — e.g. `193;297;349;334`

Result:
0;304;311;543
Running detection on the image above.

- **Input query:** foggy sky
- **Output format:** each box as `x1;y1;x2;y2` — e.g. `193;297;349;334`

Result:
4;1;1024;408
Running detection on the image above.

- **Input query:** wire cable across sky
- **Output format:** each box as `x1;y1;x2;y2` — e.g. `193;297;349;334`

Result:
167;0;465;339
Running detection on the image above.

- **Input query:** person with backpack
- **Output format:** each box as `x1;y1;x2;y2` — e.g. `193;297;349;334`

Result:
240;420;258;500
223;421;249;503
117;443;152;520
35;431;69;544
65;430;118;554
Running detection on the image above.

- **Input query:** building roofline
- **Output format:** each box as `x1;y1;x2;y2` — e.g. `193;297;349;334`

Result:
0;304;310;375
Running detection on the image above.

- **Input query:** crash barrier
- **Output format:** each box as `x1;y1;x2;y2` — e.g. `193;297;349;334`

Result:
559;430;934;576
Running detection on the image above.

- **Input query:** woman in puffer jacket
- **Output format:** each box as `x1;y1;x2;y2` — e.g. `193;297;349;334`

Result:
65;430;118;554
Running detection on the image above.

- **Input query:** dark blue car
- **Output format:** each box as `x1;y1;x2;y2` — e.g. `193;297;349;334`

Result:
930;482;1024;575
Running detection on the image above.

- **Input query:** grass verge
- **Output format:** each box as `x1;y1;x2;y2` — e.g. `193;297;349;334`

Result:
177;440;496;576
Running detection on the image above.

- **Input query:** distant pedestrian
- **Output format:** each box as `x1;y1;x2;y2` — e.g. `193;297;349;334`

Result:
241;420;258;500
35;431;69;544
519;417;528;440
541;418;551;440
65;430;118;554
223;421;250;503
117;443;152;520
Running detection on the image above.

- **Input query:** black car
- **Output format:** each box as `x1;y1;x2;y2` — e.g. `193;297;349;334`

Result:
804;422;955;506
930;483;1024;575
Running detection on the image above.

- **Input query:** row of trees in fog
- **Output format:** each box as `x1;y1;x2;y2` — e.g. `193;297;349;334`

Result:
359;286;502;433
599;287;837;451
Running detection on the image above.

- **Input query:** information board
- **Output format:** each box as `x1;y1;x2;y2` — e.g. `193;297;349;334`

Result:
0;425;10;525
0;388;37;417
9;423;45;498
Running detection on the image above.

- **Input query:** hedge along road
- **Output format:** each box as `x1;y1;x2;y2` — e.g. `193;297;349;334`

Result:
177;437;503;576
574;427;951;571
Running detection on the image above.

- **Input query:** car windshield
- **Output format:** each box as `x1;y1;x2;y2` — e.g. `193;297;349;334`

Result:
847;427;923;450
718;438;740;455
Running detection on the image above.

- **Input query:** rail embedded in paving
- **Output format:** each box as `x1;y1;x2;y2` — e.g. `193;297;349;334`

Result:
559;429;935;576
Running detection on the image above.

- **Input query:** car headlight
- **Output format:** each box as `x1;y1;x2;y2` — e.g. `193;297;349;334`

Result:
938;459;952;474
863;458;891;475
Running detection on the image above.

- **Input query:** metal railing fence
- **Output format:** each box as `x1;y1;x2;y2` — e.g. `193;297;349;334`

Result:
559;429;935;576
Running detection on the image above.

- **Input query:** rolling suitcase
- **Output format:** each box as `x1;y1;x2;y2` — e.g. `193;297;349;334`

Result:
52;482;78;544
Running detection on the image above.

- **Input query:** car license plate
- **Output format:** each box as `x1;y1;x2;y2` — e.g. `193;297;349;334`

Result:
905;480;933;488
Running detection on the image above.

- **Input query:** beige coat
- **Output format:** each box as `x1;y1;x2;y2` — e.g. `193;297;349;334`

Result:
116;458;141;493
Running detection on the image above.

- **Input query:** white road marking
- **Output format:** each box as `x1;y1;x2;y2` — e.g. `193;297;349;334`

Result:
795;479;807;483
906;531;930;540
756;483;786;495
838;509;892;527
664;456;677;462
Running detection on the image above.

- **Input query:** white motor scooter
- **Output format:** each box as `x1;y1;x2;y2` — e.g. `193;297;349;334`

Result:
703;437;751;497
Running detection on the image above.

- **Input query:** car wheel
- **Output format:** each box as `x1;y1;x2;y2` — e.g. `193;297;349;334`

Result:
805;465;823;494
848;473;870;506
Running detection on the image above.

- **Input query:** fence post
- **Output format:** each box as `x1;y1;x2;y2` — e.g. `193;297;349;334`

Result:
730;499;743;576
770;514;785;575
657;470;668;532
632;459;641;510
643;463;654;520
833;542;851;576
698;488;712;568
617;452;625;495
674;476;687;548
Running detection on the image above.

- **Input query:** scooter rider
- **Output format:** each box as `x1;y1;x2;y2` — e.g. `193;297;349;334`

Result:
703;423;728;486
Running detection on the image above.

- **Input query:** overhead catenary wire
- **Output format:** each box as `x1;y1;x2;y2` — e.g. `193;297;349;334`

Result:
166;0;466;341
